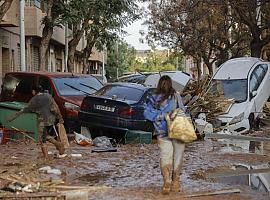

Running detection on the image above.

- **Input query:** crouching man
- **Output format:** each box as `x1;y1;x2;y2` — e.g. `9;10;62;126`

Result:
7;85;65;158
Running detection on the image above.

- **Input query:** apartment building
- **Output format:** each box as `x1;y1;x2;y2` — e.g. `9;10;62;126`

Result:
0;0;105;85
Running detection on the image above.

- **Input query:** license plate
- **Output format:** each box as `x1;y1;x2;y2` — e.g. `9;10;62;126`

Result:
95;105;115;112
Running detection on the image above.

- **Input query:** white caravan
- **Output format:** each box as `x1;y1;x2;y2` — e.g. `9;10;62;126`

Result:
208;57;270;133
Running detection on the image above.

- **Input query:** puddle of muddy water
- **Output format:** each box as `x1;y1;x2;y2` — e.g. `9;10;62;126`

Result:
218;139;270;155
208;164;270;196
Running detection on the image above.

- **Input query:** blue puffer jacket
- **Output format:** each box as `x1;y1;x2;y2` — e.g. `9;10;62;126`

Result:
144;93;185;137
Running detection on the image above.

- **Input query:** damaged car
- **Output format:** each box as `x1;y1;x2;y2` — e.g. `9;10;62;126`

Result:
207;57;270;133
0;72;103;132
79;83;154;132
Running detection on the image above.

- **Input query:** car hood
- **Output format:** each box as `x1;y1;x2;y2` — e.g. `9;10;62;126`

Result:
62;95;85;106
218;101;248;122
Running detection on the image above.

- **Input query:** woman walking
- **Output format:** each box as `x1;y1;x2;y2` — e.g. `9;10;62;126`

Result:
144;75;186;194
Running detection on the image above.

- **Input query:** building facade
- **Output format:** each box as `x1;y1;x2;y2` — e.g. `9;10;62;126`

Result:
0;0;105;86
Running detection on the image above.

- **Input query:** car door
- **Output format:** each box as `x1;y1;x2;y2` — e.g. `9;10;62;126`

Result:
249;64;269;115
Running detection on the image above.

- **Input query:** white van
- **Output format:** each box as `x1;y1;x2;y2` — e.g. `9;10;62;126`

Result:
208;57;270;133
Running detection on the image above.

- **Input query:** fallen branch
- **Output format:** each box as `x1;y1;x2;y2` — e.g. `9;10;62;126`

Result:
182;188;241;198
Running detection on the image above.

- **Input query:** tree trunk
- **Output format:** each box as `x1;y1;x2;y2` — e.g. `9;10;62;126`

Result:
82;57;89;74
67;21;88;72
39;0;54;71
82;37;96;74
0;0;13;22
82;48;93;74
250;39;263;58
67;33;84;72
40;26;53;71
204;61;213;76
67;44;76;73
196;59;201;80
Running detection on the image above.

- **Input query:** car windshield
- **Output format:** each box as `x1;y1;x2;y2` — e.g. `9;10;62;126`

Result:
53;76;103;96
207;79;247;102
94;85;144;101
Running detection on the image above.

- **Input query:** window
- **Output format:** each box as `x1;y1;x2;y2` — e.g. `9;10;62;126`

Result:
94;85;145;102
39;76;53;95
52;76;103;96
15;77;35;95
249;64;268;92
249;73;259;92
208;79;248;102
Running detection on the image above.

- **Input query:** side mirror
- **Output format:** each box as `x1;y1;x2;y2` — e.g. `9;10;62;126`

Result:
250;90;258;99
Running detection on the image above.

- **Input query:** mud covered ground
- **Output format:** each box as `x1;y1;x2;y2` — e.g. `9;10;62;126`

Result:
0;137;270;200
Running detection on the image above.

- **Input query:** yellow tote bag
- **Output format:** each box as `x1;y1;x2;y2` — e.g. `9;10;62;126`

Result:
166;108;197;143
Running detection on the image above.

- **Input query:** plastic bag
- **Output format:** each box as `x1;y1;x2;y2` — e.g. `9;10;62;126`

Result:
93;136;112;148
74;132;93;146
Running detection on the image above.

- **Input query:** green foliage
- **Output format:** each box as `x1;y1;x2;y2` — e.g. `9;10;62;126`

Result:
134;50;182;73
107;43;184;79
62;0;140;71
106;40;137;79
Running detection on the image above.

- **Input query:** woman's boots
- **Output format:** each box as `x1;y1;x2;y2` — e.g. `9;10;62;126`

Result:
171;172;180;192
161;167;181;194
161;165;171;195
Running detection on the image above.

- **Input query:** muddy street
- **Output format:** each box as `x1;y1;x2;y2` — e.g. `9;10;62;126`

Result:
0;136;270;200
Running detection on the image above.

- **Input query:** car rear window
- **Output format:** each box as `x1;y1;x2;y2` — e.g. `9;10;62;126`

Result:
94;85;144;101
52;76;103;96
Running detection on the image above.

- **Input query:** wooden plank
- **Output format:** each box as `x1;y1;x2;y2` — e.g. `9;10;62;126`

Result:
207;168;270;179
45;185;111;190
56;124;69;148
182;189;241;198
205;133;270;142
11;126;36;142
0;193;65;199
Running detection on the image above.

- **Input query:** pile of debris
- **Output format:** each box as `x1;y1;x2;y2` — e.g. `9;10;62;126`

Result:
182;75;234;121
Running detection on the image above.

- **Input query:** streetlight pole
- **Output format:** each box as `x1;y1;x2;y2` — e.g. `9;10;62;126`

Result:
64;23;68;72
102;45;106;83
20;0;26;71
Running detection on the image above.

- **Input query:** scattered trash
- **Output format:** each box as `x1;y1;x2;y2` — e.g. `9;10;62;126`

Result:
39;166;52;172
3;182;33;193
74;132;93;146
195;119;213;134
70;153;82;158
47;169;62;175
93;136;113;148
80;126;92;139
91;147;117;153
57;153;68;158
39;166;61;175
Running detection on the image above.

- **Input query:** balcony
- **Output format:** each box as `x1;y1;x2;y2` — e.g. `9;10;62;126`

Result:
0;0;19;27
